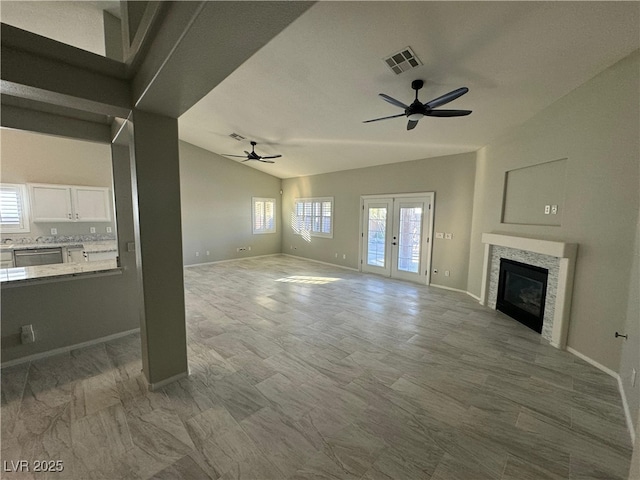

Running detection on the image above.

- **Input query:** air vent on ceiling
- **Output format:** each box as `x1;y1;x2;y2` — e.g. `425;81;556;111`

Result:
383;47;422;75
229;133;246;141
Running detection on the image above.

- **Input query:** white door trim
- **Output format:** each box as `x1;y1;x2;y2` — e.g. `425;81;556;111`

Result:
359;192;435;285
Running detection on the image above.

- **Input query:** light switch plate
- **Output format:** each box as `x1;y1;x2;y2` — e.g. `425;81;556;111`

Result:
445;233;453;240
551;205;558;214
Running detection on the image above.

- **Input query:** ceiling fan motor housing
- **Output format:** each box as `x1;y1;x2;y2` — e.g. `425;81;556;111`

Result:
411;79;424;91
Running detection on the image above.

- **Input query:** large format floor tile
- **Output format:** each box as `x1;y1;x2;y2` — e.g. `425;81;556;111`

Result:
1;256;633;479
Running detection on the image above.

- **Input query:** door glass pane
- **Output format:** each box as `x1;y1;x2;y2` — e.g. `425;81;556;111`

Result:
397;207;422;273
367;207;387;267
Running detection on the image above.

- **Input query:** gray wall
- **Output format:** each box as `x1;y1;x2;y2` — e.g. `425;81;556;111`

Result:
0;129;117;239
281;152;477;291
467;51;640;371
620;209;639;438
179;141;282;265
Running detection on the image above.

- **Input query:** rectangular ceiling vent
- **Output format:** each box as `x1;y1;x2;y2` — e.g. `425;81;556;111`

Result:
384;47;422;75
229;133;246;141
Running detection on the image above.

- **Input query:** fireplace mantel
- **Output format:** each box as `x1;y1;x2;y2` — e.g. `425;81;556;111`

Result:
480;233;578;349
482;233;577;259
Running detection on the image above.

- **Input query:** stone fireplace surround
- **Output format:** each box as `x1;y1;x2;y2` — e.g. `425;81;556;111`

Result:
480;233;578;349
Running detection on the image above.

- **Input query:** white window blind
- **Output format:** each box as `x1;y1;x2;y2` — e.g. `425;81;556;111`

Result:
0;184;30;233
252;197;276;234
294;197;333;238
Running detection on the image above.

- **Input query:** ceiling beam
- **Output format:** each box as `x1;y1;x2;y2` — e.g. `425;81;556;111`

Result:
132;1;315;117
1;24;131;118
1;103;111;144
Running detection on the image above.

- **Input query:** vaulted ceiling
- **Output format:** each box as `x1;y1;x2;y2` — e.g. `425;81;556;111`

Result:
178;2;639;179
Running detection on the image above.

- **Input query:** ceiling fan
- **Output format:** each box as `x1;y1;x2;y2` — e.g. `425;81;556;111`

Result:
363;79;472;130
224;141;282;163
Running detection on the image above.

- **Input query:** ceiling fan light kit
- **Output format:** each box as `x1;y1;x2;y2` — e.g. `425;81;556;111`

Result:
364;79;472;130
223;141;282;164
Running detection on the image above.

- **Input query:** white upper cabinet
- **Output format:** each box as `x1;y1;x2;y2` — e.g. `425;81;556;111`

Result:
73;187;111;222
29;184;112;222
30;184;74;222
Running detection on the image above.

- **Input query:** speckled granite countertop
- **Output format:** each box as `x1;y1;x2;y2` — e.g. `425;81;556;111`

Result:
0;259;120;285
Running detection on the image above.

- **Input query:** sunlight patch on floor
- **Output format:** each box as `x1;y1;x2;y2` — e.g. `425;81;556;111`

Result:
275;275;341;285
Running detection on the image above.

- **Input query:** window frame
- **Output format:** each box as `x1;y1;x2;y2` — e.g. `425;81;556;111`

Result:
293;197;334;239
252;197;277;235
0;183;31;234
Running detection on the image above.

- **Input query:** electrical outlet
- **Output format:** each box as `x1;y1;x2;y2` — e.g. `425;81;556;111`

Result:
445;270;450;277
20;325;35;344
195;251;200;257
206;251;210;256
248;246;251;251
90;227;96;233
106;227;112;233
335;253;338;258
544;205;551;214
445;233;453;240
342;254;346;259
50;228;57;235
435;232;444;239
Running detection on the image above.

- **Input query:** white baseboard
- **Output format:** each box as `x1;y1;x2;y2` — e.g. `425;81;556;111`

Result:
1;328;140;368
184;253;280;268
148;370;189;391
466;291;482;302
282;253;359;271
429;283;467;294
429;284;481;304
617;375;636;445
566;346;618;377
566;346;635;444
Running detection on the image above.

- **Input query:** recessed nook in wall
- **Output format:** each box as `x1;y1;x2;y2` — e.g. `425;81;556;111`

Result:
501;158;567;226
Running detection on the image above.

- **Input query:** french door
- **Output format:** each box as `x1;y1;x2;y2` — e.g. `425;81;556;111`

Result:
361;194;433;284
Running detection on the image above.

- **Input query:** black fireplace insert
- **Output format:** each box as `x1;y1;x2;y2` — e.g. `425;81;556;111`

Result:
497;258;548;333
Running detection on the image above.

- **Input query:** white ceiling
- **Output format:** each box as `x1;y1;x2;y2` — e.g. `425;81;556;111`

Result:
178;1;639;179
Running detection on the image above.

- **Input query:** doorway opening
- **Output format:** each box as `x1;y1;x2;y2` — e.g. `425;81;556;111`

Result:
359;193;434;284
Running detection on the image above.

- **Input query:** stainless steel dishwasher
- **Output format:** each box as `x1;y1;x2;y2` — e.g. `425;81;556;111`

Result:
14;247;64;267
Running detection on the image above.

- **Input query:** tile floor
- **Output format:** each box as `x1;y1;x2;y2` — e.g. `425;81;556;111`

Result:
0;255;633;479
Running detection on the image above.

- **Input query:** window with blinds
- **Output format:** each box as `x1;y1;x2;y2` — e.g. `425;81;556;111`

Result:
294;197;333;238
0;184;30;233
252;197;276;234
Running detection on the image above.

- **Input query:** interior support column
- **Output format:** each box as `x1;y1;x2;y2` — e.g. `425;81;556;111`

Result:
129;109;188;389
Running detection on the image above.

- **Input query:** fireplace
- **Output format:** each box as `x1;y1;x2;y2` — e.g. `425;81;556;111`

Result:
497;258;548;333
481;233;577;349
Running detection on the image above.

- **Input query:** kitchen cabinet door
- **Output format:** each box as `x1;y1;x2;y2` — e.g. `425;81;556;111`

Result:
30;185;73;222
0;250;14;268
73;187;111;222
